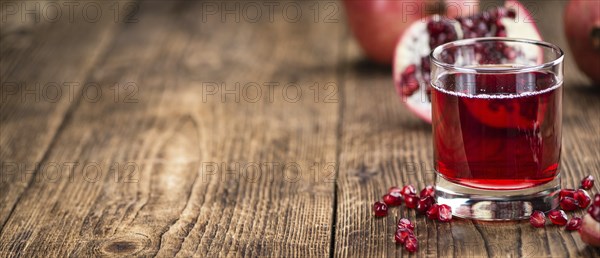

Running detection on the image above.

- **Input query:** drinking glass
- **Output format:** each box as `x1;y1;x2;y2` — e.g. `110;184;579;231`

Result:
430;37;564;220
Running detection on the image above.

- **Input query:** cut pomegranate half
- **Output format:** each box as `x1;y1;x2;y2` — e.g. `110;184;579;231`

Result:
393;0;542;123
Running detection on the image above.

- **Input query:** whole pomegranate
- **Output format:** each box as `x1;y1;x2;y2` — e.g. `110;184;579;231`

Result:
564;0;600;84
343;0;479;65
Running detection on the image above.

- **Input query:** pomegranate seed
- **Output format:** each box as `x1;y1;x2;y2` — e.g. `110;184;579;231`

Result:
558;189;575;200
574;189;591;208
506;9;516;19
529;211;546;228
593;194;600;207
397;218;415;231
373;201;388;217
389;186;402;194
401;185;417;197
383;192;403;206
565;217;582;231
548;210;568;226
588;205;600;222
419;185;436;198
395;228;414;244
438;204;452;222
560;197;579;211
404;234;419;253
581;175;594;190
426;204;439;220
416;196;434;214
404;194;418;209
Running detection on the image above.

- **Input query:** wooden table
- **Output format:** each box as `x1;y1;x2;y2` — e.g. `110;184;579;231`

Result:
1;0;599;257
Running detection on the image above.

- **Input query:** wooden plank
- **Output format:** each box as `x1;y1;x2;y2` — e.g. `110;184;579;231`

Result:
0;1;342;256
0;0;134;230
334;0;600;257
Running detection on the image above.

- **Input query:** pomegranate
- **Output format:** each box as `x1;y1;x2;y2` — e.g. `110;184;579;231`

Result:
395;228;414;244
581;175;595;190
564;0;600;84
529;210;546;228
373;201;389;217
401;184;417;197
560;197;579;211
383;192;404;206
420;185;436;198
404;234;419;253
405;194;419;209
343;0;480;65
398;218;415;230
427;204;440;220
438;204;453;222
579;214;600;247
416;196;435;214
393;0;542;122
548;210;568;226
389;186;402;194
566;217;582;231
574;189;591;209
559;189;576;200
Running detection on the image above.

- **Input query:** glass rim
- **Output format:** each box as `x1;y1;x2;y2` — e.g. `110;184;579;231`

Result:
430;37;564;74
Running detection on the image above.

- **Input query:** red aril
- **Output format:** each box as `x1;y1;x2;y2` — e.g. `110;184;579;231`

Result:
566;217;582;231
401;185;417;197
574;189;591;209
581;175;595;190
594;194;600;207
589;205;600;222
564;0;600;84
398;218;415;231
420;185;436;198
395;228;414;244
427;204;440;220
383;192;403;206
438;204;453;222
560;197;579;211
417;196;435;214
343;0;480;65
393;0;542;123
405;194;419;209
373;201;388;217
559;189;576;200
548;210;568;226
404;234;419;253
529;210;546;228
389;186;402;194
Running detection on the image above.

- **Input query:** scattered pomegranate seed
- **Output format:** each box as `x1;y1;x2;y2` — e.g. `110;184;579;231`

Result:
395;228;413;244
565;217;582;231
438;204;453;222
581;175;594;190
594;194;600;207
529;210;546;228
548;210;568;226
420;185;436;198
574;189;591;208
427;204;439;220
389;186;402;194
404;234;419;253
401;185;417;197
373;201;388;217
383;192;403;206
560;197;579;211
416;196;434;214
588;205;600;222
397;218;415;231
404;194;419;209
559;189;575;200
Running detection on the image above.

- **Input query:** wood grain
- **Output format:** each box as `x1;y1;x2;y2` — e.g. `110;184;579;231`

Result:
0;0;599;257
1;1;342;257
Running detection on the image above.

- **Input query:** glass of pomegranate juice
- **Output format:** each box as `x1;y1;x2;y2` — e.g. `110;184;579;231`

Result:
430;38;564;220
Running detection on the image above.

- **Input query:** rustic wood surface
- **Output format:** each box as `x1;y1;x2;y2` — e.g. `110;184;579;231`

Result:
0;0;599;257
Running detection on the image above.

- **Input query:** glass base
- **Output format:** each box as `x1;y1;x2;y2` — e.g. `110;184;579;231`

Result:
435;174;560;221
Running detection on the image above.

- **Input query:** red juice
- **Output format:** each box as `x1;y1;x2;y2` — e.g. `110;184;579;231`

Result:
431;71;562;190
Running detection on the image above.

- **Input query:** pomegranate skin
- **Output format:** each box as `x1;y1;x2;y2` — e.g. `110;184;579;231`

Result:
579;214;600;247
343;0;479;65
564;0;600;84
